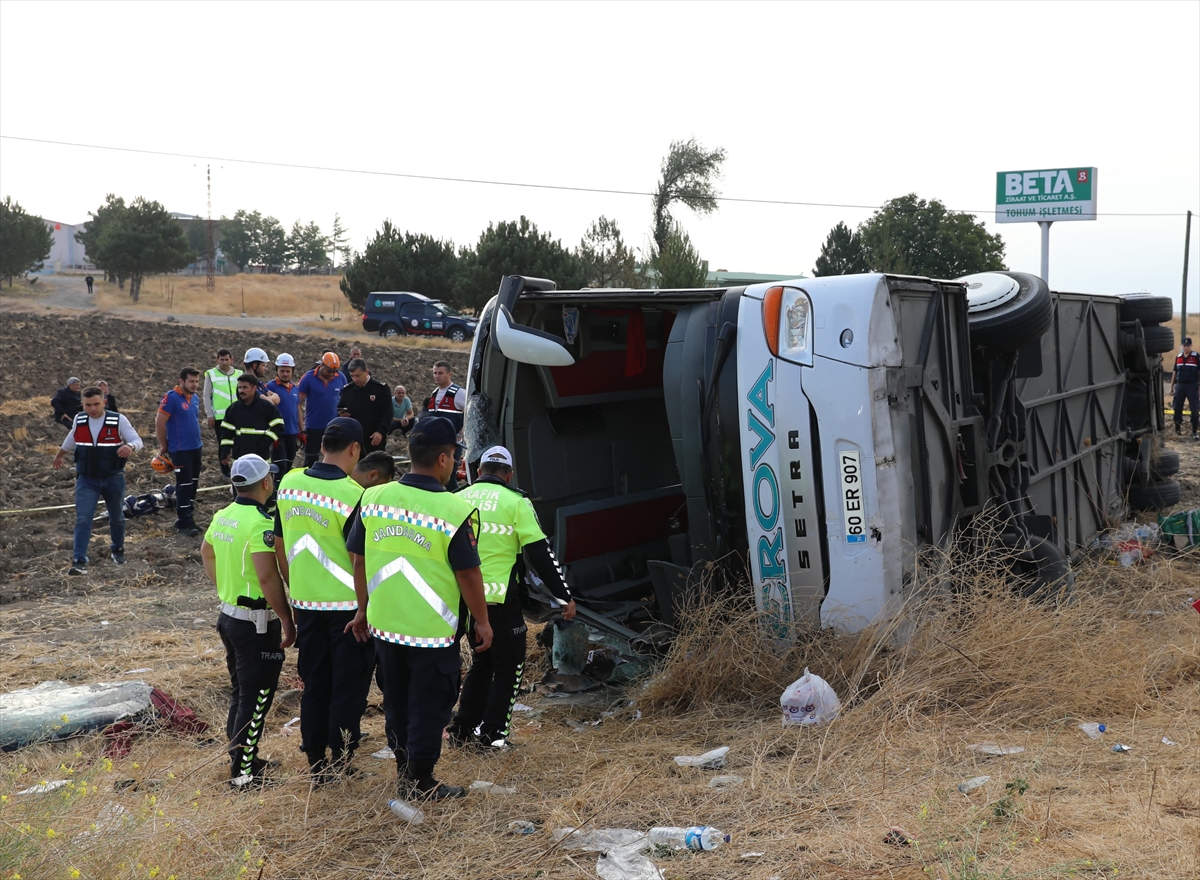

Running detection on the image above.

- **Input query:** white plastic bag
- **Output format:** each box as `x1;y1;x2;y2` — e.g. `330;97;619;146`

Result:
780;668;841;727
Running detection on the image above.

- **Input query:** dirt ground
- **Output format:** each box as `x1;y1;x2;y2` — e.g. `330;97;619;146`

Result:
1;309;1197;880
0;309;467;604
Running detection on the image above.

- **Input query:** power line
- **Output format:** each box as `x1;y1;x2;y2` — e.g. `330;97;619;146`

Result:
1;133;1194;218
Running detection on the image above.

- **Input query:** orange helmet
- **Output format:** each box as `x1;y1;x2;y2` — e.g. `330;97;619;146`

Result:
321;352;341;370
151;452;175;474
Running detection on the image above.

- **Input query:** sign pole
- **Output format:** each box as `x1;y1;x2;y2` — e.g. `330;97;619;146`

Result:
1039;221;1053;285
1182;209;1192;346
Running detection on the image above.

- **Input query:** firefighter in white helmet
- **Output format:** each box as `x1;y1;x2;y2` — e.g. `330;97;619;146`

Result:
243;347;281;406
266;353;302;480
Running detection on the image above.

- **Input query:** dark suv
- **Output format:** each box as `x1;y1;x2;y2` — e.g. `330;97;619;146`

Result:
361;291;478;342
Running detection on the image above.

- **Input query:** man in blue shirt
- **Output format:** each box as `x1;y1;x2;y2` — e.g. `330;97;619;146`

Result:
298;352;347;467
155;367;204;536
266;353;302;480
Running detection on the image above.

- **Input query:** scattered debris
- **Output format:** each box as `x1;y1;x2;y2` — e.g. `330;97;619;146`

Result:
513;703;534;712
781;668;841;727
469;780;516;795
103;688;210;758
121;668;152;676
372;747;395;759
281;717;300;735
596;846;663;880
2;680;153;751
958;775;991;793
508;820;537;835
708;774;745;789
883;825;916;847
1078;722;1106;739
17;780;69;795
1112;744;1131;753
674;746;730;769
741;852;765;859
1162;736;1179;746
72;802;130;844
968;743;1026;756
388;798;424;825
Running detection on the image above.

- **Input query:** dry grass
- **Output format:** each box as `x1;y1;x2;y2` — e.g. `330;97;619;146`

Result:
0;397;51;418
0;278;44;300
93;274;353;320
2;544;1199;879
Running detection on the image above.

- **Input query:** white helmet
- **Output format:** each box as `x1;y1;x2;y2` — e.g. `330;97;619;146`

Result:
244;347;269;365
275;352;296;367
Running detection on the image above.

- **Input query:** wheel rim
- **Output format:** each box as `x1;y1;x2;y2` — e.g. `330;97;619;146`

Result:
958;272;1022;313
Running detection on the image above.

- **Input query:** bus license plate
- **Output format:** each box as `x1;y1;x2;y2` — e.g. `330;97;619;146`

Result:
840;450;867;544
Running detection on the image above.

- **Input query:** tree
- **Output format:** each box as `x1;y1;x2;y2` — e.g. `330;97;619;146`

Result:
857;194;1007;278
258;216;288;272
90;197;193;302
218;209;263;271
813;221;869;277
286;220;331;273
454;216;586;311
0;196;54;286
340;221;460;312
579;216;638;288
654;222;708;289
651;138;727;255
76;194;128;287
330;213;349;269
184;218;209;273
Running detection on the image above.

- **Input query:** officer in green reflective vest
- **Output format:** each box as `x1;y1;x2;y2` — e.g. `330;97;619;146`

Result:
449;445;575;750
345;416;492;800
200;454;296;789
205;350;238;477
274;417;373;783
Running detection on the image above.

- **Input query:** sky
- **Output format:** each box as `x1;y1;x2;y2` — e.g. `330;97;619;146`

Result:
1;1;1197;311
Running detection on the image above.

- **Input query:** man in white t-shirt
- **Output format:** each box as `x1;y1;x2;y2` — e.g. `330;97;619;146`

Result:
52;385;144;575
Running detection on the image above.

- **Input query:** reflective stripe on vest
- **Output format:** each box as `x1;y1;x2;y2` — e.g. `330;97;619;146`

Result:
457;481;537;604
72;411;126;478
361;482;475;648
207;367;237;420
277;471;363;610
367;556;458;632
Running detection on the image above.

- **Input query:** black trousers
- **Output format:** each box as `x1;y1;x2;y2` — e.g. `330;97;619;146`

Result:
171;447;202;528
273;434;301;480
452;601;526;742
303;429;325;467
374;639;461;779
217;613;285;780
1174;383;1199;431
295;608;375;766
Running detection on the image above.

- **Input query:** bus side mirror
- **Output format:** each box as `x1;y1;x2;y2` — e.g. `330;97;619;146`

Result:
492;305;575;367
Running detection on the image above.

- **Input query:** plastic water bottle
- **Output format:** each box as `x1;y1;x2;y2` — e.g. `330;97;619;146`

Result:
388;798;425;825
1078;722;1106;739
647;825;729;851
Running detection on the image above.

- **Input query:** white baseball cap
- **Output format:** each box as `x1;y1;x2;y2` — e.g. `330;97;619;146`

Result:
230;454;279;485
244;347;269;364
480;445;513;468
275;352;295;367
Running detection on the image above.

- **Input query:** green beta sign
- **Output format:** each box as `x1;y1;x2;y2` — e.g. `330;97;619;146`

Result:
995;167;1097;223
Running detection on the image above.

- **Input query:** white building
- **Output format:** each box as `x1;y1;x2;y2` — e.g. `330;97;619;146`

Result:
42;220;88;271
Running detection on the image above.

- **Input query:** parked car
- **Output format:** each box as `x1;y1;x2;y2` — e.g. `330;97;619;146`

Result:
361;291;478;342
463;273;1174;646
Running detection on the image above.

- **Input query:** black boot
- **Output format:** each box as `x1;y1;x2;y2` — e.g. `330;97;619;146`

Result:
403;763;465;800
